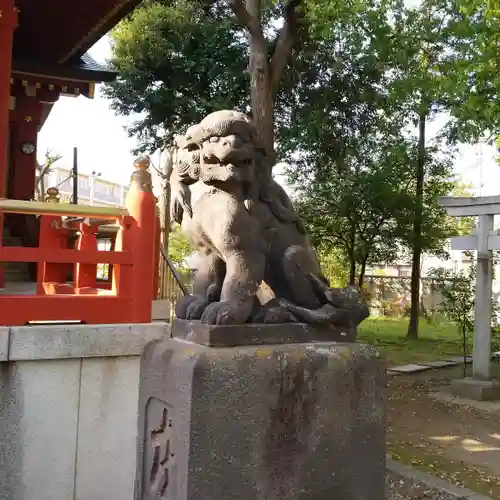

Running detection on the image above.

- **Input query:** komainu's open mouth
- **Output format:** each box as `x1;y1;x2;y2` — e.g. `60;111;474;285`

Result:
200;162;253;183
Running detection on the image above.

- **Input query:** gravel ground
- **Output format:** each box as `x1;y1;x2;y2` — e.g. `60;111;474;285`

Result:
386;471;460;500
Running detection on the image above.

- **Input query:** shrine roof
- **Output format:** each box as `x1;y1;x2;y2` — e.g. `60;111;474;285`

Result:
12;0;141;82
12;53;116;83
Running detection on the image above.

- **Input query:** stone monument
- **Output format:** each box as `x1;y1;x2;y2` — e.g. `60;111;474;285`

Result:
135;111;385;500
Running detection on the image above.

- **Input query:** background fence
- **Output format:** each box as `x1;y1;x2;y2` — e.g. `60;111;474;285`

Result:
363;275;447;319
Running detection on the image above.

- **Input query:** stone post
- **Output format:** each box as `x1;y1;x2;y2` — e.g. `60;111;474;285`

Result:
473;214;494;380
135;321;386;500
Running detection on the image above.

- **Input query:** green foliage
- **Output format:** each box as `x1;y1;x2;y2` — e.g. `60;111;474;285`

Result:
290;137;425;285
104;0;249;152
168;224;193;272
377;0;500;144
436;0;500;143
429;263;475;373
429;265;475;335
448;182;477;236
280;0;462;285
315;247;349;287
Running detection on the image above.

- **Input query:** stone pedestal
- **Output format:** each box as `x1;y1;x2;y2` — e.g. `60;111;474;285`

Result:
451;377;500;401
0;322;170;500
135;320;386;500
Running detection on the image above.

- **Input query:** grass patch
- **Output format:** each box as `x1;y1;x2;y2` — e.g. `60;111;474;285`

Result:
359;317;470;365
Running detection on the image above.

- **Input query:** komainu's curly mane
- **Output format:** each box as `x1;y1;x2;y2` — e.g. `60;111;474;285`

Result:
171;110;304;233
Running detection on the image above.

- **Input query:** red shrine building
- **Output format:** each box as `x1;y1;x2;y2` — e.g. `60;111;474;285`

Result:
0;0;141;209
0;0;162;325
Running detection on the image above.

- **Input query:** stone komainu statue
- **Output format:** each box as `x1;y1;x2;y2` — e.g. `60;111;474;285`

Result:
170;110;369;327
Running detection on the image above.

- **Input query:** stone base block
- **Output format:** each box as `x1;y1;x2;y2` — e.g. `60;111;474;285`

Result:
135;328;386;500
173;318;357;346
451;377;500;401
152;300;171;321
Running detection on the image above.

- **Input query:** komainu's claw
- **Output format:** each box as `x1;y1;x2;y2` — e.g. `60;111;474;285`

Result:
206;283;222;302
175;295;198;319
278;300;345;326
175;295;210;320
283;279;370;327
200;301;253;325
186;299;211;320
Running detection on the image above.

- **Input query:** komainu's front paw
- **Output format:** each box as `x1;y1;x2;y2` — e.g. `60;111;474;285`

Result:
200;301;251;325
206;283;222;302
175;295;210;320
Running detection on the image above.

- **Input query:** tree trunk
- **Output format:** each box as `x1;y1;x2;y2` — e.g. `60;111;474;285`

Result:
230;0;301;161
407;111;427;340
358;255;368;288
38;173;44;201
348;220;356;285
159;149;174;251
246;6;275;158
349;258;356;286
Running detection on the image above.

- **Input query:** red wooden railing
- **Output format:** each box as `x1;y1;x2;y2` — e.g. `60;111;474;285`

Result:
0;158;159;325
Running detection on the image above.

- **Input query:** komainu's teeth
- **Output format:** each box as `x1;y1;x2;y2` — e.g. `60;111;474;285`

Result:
244;199;251;212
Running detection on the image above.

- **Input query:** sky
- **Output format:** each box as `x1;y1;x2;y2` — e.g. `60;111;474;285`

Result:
37;37;138;186
37;35;500;196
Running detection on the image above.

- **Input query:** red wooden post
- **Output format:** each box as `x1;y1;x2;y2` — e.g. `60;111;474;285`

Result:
112;215;134;297
0;0;17;198
37;188;69;294
126;156;157;322
74;222;98;291
37;216;69;294
0;1;18;290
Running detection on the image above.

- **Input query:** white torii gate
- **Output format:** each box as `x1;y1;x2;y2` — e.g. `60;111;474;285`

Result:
440;196;500;399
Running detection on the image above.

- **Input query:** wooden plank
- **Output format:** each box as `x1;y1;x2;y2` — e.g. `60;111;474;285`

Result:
0;199;128;217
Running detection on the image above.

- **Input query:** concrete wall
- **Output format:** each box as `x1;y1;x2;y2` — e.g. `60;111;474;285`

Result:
0;322;170;500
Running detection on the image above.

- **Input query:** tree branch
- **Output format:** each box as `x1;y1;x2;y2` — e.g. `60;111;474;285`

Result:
229;0;256;33
269;0;303;98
